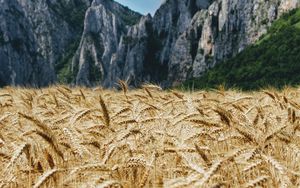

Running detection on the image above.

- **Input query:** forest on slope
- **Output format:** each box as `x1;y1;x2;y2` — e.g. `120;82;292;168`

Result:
183;8;300;90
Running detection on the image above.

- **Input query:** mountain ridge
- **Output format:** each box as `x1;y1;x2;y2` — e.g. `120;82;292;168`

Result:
0;0;299;88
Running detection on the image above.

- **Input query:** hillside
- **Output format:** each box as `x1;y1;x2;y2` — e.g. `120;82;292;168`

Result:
183;8;300;90
0;86;300;187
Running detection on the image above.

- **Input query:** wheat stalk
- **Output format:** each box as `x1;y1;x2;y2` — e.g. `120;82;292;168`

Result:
33;168;58;188
244;176;269;187
6;143;29;170
194;160;223;186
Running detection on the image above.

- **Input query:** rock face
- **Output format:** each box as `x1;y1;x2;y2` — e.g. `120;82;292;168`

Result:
167;0;299;85
105;15;153;87
72;0;141;86
73;0;299;87
188;0;300;82
0;0;91;86
0;0;299;87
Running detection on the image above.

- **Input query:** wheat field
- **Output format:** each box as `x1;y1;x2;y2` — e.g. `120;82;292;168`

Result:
0;84;299;187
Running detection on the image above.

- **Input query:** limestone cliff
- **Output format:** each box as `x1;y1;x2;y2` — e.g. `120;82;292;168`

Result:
1;0;299;87
76;0;298;87
0;0;91;86
71;0;141;86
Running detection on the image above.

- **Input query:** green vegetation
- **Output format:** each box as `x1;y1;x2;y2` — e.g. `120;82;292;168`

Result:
55;32;104;84
182;8;300;90
120;11;141;26
51;0;89;84
123;36;139;45
55;40;80;84
85;52;102;84
48;0;87;30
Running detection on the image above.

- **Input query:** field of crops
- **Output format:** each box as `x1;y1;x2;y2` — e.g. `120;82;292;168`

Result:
0;85;299;187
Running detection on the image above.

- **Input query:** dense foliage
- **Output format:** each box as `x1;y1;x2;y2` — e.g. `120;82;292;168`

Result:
182;9;300;90
51;0;89;84
48;0;88;30
55;40;80;84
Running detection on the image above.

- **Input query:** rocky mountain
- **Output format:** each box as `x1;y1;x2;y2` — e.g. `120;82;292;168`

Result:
0;0;92;87
182;8;300;90
0;0;299;87
71;0;141;86
73;0;299;87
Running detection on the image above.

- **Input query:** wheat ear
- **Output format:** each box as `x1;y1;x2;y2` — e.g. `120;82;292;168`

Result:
99;95;110;127
33;168;58;188
244;176;269;188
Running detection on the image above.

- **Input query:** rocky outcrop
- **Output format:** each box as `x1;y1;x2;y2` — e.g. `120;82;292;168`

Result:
119;0;300;87
72;0;141;86
188;0;300;82
106;0;213;87
75;0;298;87
0;0;37;86
169;0;299;85
1;0;299;88
73;0;214;87
0;0;91;87
104;15;154;87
